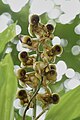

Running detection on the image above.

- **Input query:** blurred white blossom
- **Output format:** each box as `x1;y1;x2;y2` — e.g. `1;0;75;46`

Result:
74;24;80;35
64;72;80;91
2;0;29;12
30;0;80;24
5;46;12;53
71;45;80;56
30;0;54;15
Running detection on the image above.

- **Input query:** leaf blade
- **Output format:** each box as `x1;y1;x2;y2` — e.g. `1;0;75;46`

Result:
0;23;16;54
0;54;17;120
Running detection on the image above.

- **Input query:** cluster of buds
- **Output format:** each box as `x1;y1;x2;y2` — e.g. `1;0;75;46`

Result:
16;14;63;117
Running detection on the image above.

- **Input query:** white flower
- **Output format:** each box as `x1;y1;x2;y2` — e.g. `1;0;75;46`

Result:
14;65;20;76
56;60;67;76
13;98;33;117
61;0;80;16
30;0;54;15
56;60;67;82
36;105;47;120
71;45;80;56
60;39;68;47
5;0;29;12
0;12;12;33
59;13;76;24
30;0;80;24
47;7;62;19
74;24;80;35
52;36;61;46
53;0;65;5
65;68;75;79
59;0;80;24
64;72;80;91
16;25;22;35
5;46;12;53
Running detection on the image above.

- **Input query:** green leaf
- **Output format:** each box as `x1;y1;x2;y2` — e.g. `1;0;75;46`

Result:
73;117;80;120
0;23;16;54
45;86;80;120
0;54;17;120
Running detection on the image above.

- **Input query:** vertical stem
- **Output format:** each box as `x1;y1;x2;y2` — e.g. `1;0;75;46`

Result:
22;77;43;120
33;89;36;120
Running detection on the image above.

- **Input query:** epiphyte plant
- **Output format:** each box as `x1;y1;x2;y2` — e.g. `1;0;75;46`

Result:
15;14;63;120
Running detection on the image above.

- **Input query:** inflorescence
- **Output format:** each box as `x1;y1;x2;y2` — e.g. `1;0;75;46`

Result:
15;14;63;120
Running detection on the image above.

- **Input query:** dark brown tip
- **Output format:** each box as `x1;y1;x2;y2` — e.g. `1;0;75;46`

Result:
46;24;54;32
18;90;27;100
20;69;26;77
30;15;39;25
52;94;60;104
20;51;28;59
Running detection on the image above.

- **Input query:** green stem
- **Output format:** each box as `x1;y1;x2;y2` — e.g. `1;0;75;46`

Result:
22;76;43;120
33;89;37;119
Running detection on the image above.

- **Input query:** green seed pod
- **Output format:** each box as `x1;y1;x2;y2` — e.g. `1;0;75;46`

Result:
53;45;63;55
30;14;39;25
20;35;32;46
18;90;27;100
18;51;28;62
52;93;60;104
46;69;57;81
46;24;54;33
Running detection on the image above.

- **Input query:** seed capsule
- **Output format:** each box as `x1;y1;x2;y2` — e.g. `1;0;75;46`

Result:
17;68;26;78
30;14;39;25
46;24;54;33
21;36;32;46
53;45;63;55
18;51;28;62
46;69;57;81
52;93;60;104
18;90;27;100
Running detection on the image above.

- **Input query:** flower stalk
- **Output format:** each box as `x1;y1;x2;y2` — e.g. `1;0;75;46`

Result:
23;77;43;120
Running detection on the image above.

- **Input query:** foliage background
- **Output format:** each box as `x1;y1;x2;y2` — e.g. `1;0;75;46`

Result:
0;0;80;120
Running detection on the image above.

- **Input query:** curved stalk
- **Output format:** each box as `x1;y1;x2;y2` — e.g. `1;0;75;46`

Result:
22;76;43;120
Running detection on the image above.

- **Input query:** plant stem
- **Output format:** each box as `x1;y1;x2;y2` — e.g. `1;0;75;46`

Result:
33;89;37;119
22;76;43;120
34;107;49;120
